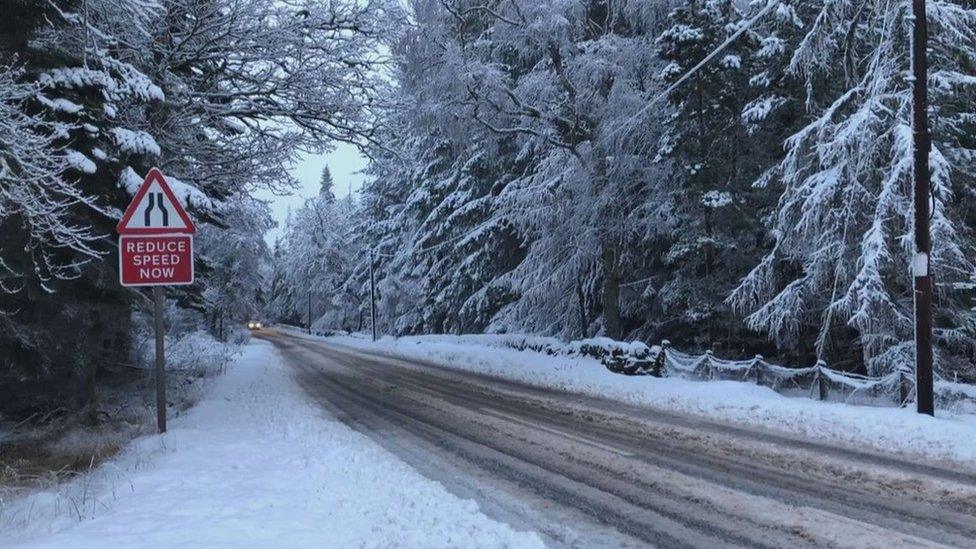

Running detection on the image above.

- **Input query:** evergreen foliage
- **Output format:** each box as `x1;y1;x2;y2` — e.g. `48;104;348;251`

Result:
271;0;976;384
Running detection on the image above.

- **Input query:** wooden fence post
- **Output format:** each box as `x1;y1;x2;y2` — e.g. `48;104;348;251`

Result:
815;360;829;401
753;354;764;386
899;369;911;408
653;340;670;378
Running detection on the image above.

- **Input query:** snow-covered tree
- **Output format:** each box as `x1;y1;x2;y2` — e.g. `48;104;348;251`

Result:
270;191;363;330
654;0;768;348
0;0;168;420
144;0;397;204
0;62;103;290
357;0;678;339
197;197;274;337
0;0;401;418
1;0;165;287
729;0;976;376
267;0;976;385
320;167;336;201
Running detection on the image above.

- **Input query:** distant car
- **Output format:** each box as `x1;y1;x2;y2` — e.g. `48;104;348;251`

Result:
247;321;263;330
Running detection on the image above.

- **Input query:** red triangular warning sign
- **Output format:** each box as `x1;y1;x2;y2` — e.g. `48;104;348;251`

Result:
117;168;196;235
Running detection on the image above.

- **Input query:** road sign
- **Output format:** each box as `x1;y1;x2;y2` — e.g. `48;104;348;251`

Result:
116;168;198;434
119;235;194;286
117;167;196;235
117;168;196;288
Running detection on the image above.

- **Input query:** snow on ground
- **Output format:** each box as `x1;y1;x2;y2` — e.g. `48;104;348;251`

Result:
0;339;544;549
311;331;976;466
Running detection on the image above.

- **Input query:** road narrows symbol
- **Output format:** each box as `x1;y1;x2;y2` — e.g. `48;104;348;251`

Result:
144;193;169;227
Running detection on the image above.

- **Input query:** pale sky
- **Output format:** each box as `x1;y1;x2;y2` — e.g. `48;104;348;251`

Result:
258;142;368;245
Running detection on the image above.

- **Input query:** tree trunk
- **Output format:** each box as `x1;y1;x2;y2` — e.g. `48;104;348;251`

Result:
79;309;103;426
79;321;98;426
576;278;588;339
80;356;98;426
602;244;622;340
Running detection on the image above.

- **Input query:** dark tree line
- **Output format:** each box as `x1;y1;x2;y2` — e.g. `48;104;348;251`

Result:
272;0;976;382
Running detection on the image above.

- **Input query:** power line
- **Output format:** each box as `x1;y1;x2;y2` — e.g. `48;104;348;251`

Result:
620;274;658;289
371;218;501;260
604;0;779;145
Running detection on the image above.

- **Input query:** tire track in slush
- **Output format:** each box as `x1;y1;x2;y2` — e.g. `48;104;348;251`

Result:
296;338;976;546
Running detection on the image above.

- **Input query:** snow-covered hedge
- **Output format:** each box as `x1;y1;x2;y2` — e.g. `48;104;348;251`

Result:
321;332;664;377
500;336;661;376
129;306;247;419
164;329;242;375
131;325;242;377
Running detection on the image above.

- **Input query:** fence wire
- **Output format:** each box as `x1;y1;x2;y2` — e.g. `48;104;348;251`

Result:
497;335;976;412
657;345;974;411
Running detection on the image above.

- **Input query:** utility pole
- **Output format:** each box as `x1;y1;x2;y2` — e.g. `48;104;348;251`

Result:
369;249;378;342
152;287;167;433
911;0;934;416
307;290;312;335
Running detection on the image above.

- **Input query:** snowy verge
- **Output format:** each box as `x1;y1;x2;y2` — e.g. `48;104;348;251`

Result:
0;339;543;548
306;330;976;466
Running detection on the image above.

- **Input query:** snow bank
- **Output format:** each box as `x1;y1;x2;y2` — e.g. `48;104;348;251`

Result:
316;331;976;465
0;340;543;548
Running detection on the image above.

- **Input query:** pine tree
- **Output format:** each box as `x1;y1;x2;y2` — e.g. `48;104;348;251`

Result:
729;0;976;377
352;0;677;340
655;0;765;349
320;166;336;202
270;189;364;329
0;0;164;420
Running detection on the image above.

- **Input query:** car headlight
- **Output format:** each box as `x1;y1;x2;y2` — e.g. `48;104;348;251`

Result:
255;322;262;328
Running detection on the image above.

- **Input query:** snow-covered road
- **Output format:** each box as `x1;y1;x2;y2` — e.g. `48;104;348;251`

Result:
6;329;976;548
317;331;976;465
268;329;976;548
0;339;544;548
